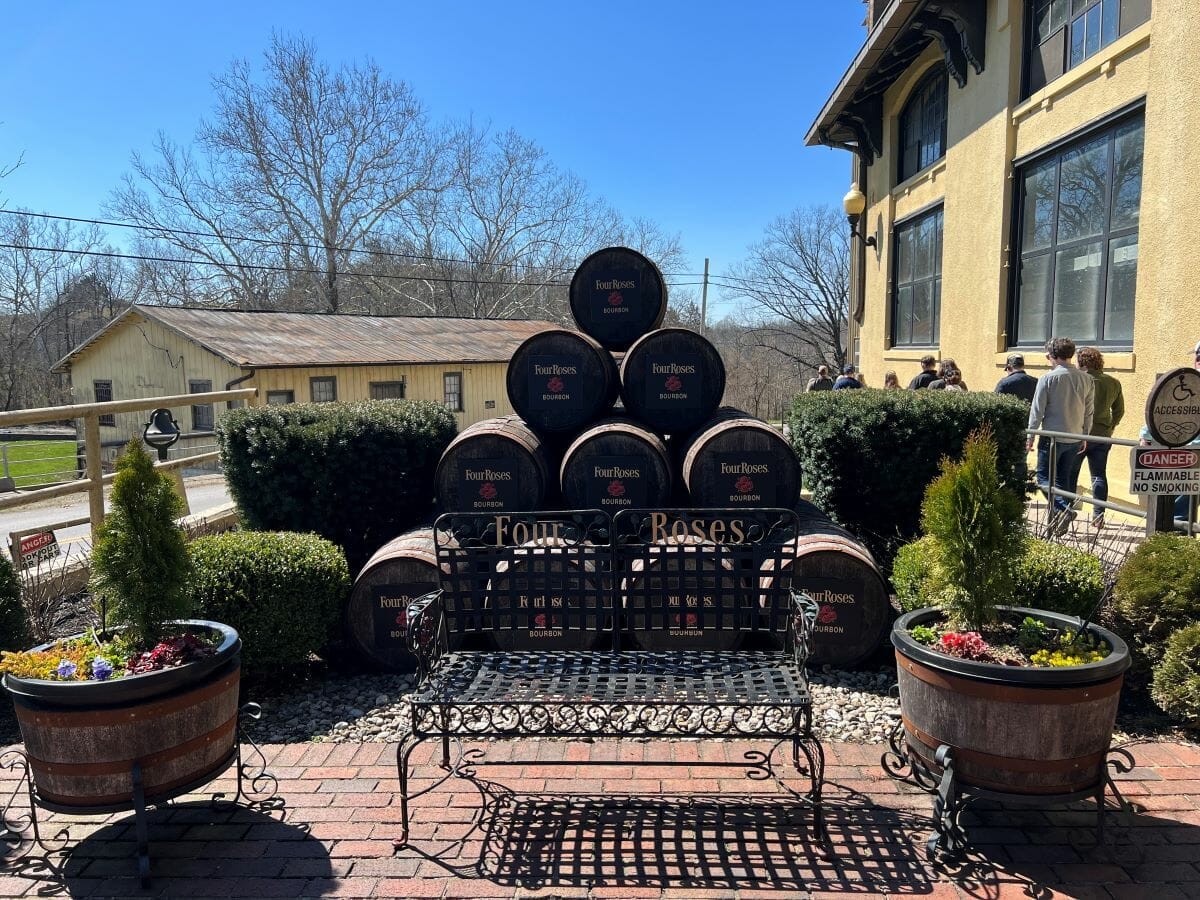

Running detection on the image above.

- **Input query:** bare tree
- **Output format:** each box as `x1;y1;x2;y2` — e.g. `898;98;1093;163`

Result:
723;205;849;373
111;34;445;312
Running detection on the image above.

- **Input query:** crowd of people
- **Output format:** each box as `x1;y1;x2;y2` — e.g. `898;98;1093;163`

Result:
803;338;1200;534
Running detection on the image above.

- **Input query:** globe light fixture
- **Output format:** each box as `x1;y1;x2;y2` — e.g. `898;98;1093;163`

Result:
842;183;877;248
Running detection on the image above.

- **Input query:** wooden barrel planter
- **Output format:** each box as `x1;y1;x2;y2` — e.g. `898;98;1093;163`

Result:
569;246;668;351
759;500;891;667
347;528;445;672
3;621;241;810
893;607;1131;796
619;328;726;435
680;408;801;508
559;418;673;511
435;415;552;513
506;329;620;435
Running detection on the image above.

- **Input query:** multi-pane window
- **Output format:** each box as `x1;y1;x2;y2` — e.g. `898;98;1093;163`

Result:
369;380;406;400
898;68;948;183
310;377;337;403
892;207;944;347
189;379;214;431
1026;0;1151;95
266;390;294;406
94;380;115;426
443;372;463;412
1013;115;1143;347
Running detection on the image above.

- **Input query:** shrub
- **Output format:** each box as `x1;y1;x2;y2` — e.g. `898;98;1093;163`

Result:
893;535;1105;618
787;389;1027;568
920;427;1025;629
218;400;456;571
90;440;191;647
0;553;27;651
186;531;349;673
1114;534;1200;667
1151;624;1200;726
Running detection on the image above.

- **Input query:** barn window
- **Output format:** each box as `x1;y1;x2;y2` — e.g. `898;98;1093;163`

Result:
94;380;115;426
266;390;294;405
369;380;407;400
190;379;214;431
310;377;337;403
443;372;463;412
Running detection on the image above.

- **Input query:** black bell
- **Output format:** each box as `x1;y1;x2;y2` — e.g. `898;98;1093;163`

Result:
142;408;181;461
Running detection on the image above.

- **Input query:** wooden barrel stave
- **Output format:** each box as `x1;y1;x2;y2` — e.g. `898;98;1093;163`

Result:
569;247;668;351
681;408;801;508
619;329;726;435
14;661;240;808
506;329;619;434
435;415;552;513
559;418;673;511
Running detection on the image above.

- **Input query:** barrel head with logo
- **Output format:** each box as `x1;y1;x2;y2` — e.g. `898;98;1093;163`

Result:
569;247;668;351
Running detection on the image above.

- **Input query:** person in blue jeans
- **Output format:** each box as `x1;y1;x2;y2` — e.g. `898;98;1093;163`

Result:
1026;337;1095;534
1076;346;1125;527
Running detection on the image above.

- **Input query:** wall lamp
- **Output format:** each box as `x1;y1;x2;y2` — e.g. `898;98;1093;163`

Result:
842;183;877;248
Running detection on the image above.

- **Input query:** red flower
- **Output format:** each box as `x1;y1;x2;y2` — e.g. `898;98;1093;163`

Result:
607;290;623;306
547;376;564;393
817;604;837;624
479;482;498;500
938;631;993;661
734;475;754;493
665;375;683;391
607;479;625;497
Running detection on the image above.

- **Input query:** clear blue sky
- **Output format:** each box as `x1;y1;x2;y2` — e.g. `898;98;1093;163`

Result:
0;0;863;316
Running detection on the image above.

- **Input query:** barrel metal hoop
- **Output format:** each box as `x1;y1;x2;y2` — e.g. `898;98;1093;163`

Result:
899;655;1124;704
13;670;240;727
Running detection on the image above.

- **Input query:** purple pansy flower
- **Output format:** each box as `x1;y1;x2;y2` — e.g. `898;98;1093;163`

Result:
56;659;77;679
92;658;114;681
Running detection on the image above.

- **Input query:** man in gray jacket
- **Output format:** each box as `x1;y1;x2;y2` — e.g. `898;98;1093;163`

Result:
1026;337;1095;533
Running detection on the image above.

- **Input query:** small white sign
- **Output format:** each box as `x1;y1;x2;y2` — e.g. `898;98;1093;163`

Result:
1130;447;1200;495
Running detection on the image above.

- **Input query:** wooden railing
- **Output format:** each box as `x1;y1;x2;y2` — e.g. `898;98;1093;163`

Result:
0;389;256;547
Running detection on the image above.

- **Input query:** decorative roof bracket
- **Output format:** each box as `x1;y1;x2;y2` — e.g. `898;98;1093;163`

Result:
920;0;987;87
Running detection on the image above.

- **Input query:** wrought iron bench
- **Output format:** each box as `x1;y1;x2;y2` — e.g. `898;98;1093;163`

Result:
393;508;823;848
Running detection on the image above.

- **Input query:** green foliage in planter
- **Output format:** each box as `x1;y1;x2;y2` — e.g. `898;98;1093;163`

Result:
1114;533;1200;667
90;440;191;647
218;400;456;571
187;531;349;673
787;389;1027;568
919;427;1025;630
1151;624;1200;726
0;553;27;651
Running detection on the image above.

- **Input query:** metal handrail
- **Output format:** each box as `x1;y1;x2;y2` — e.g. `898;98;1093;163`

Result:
1026;428;1140;448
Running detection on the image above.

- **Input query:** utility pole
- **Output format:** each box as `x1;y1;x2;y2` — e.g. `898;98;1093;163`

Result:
700;257;709;336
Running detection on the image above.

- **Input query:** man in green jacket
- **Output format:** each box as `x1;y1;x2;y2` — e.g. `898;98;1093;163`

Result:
1076;346;1125;527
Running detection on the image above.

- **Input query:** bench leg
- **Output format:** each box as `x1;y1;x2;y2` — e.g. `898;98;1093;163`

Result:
794;726;826;842
392;734;422;850
441;732;451;770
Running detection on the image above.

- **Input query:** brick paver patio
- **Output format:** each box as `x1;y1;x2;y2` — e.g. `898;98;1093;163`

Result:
3;738;1200;898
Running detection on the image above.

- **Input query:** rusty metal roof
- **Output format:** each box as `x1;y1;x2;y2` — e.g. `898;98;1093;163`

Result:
53;305;561;372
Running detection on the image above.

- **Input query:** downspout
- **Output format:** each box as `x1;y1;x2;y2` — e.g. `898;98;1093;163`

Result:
225;368;256;408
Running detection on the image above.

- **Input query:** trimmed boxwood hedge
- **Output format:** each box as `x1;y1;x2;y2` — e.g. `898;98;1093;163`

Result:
1113;533;1200;668
1151;624;1200;726
892;535;1104;618
218;400;456;571
787;389;1028;569
187;531;350;674
0;553;27;651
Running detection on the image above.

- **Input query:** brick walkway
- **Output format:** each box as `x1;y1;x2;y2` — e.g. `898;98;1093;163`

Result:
3;739;1200;898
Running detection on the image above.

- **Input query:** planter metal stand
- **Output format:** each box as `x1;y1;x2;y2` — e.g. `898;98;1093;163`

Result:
882;715;1137;859
1;702;280;888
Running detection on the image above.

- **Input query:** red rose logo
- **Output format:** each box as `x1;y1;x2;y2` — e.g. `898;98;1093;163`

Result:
607;290;623;306
394;610;407;628
479;482;498;500
665;375;683;391
734;475;754;493
672;613;700;628
818;604;838;624
607;479;626;497
547;376;564;393
534;613;546;628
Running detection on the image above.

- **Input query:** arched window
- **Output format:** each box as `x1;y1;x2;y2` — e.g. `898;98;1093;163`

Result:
898;68;948;183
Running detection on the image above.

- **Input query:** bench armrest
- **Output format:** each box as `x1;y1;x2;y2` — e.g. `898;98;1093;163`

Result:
406;590;446;681
789;590;819;669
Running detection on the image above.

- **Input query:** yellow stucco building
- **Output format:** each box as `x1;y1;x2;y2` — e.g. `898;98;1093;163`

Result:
808;0;1199;502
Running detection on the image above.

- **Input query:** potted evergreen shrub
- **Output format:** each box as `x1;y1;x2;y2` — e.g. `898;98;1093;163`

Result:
891;428;1129;797
0;440;241;810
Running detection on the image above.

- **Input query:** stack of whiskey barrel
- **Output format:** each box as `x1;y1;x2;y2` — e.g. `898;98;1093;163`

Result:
347;247;888;671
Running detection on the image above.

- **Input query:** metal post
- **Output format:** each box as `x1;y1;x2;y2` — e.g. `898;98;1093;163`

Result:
84;413;104;541
1147;495;1177;536
1;444;8;480
699;257;709;336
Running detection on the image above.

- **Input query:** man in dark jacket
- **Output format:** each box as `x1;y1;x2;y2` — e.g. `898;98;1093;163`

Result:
832;364;863;390
907;355;938;390
994;354;1037;403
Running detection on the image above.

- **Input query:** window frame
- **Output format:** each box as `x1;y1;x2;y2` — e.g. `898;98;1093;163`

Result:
896;67;949;185
93;380;115;426
889;203;945;349
266;390;295;406
443;371;463;412
189;379;214;432
1024;0;1151;97
1008;108;1145;350
309;376;337;403
369;380;407;401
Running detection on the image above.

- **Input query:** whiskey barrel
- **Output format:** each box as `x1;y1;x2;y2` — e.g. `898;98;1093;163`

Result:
623;535;742;651
569;246;668;351
759;501;890;667
487;538;605;651
559;418;673;511
347;528;444;672
506;329;619;434
681;409;801;508
619;328;726;435
435;415;552;513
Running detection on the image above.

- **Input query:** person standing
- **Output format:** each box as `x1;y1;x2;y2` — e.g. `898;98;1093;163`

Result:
883;371;900;389
1076;347;1124;528
943;369;968;392
805;365;834;392
907;355;938;390
832;364;863;390
1027;337;1095;534
929;358;969;391
994;354;1038;403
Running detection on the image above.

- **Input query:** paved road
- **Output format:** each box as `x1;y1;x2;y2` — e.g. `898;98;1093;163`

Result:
1;473;232;553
